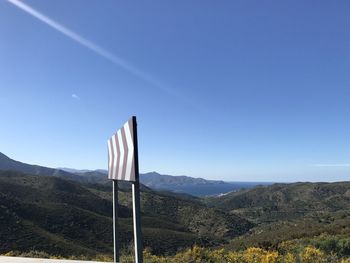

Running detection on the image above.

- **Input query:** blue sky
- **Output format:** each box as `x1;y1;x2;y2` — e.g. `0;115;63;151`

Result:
1;0;350;182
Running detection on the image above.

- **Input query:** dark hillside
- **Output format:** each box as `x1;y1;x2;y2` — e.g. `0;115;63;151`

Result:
0;152;82;181
0;171;253;257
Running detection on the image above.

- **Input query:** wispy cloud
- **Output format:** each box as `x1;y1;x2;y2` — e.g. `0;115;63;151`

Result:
7;0;184;100
71;94;80;100
312;163;350;167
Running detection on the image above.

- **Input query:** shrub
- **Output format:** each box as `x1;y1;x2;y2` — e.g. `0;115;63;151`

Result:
301;246;325;263
262;251;278;263
284;252;296;263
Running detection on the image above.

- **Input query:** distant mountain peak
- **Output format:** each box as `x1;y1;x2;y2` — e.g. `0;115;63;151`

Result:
0;152;83;181
0;152;10;159
58;167;92;174
0;152;269;196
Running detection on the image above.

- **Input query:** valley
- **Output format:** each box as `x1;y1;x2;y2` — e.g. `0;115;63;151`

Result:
0;153;349;262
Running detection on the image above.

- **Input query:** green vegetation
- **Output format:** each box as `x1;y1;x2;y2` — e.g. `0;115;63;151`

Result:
0;171;252;258
3;242;350;262
138;244;350;263
0;167;349;262
205;182;350;223
204;181;350;253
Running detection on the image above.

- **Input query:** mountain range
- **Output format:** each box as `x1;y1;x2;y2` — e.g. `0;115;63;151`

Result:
0;152;267;196
0;171;252;257
138;172;272;196
0;152;81;181
0;151;349;259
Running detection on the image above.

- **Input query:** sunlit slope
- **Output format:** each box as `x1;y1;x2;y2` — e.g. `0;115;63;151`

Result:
206;181;350;249
206;182;350;222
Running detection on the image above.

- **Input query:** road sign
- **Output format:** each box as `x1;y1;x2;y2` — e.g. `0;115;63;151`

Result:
108;116;143;263
107;117;135;181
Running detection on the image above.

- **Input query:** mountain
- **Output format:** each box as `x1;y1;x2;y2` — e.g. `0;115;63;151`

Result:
141;172;224;186
0;153;82;181
0;153;110;186
0;153;349;259
0;170;253;257
205;182;350;250
206;182;350;222
57;168;92;174
1;152;349;256
0;152;270;196
140;172;271;196
70;170;109;184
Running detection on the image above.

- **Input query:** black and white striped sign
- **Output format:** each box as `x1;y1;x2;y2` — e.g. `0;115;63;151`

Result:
108;117;135;181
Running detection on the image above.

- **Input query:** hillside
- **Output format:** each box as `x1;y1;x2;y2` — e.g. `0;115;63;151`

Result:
206;182;350;250
0;152;269;196
75;171;251;196
1;153;349;260
0;153;82;182
206;182;350;222
0;170;253;257
140;172;271;196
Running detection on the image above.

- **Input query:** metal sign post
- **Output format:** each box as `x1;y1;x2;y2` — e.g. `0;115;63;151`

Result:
112;180;119;263
107;116;143;263
131;117;143;263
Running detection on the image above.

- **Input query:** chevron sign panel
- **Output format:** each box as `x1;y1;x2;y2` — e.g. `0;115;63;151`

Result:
107;117;135;181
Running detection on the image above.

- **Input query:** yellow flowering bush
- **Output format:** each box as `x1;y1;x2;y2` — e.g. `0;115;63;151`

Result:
242;247;266;262
283;252;296;263
261;251;278;263
301;246;325;263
